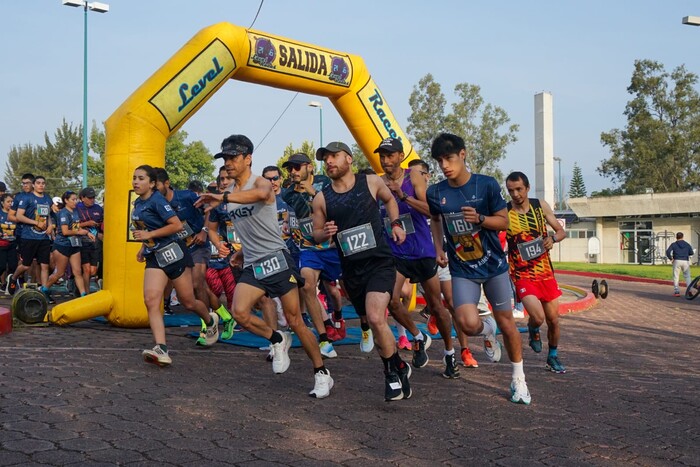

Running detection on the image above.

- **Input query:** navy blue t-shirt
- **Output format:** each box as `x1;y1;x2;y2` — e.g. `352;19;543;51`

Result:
17;193;53;240
169;189;206;249
426;173;508;280
131;191;179;254
54;207;81;248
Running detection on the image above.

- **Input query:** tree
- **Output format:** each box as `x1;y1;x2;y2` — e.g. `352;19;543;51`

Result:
163;131;215;189
276;141;318;182
407;74;519;180
568;163;587;198
599;59;700;194
350;143;372;173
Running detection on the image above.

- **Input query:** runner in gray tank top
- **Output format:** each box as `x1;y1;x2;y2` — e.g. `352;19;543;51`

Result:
196;134;333;399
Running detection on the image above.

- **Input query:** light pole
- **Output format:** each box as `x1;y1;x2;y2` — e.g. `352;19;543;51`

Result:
553;156;562;210
308;101;323;148
682;16;700;25
62;0;109;188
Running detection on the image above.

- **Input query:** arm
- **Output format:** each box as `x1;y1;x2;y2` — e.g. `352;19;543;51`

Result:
311;192;336;243
402;168;431;217
541;199;566;250
16;208;40;228
463;206;508;231
132;215;183;242
371;175;405;244
430;213;448;268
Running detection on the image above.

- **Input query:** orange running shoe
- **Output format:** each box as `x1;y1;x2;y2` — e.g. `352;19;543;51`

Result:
461;348;479;368
427;314;438;335
397;335;412;350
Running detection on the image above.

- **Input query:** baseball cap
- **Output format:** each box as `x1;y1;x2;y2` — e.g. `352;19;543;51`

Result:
214;134;254;159
52;196;62;205
281;153;312;169
373;137;404;154
0;182;6;192
80;187;96;198
315;141;353;161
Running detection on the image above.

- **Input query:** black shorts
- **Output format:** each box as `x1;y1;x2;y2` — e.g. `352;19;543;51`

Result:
19;239;52;266
342;256;396;316
53;243;81;258
395;256;438;284
144;244;194;280
238;250;304;298
80;243;99;266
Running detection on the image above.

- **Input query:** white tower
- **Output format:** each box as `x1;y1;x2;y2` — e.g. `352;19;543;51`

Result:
534;92;555;207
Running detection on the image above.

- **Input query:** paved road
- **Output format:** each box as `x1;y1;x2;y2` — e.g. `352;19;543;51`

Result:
1;274;698;466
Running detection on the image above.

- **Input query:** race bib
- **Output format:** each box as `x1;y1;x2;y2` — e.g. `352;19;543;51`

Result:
444;212;479;236
299;216;314;238
337;223;377;257
36;205;50;217
252;250;289;279
288;212;299;230
155;242;185;268
210;242;220;259
69;236;82;247
383;213;415;236
176;221;195;241
225;223;240;245
517;237;545;261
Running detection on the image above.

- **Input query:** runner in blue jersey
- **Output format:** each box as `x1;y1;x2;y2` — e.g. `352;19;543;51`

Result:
376;137;456;377
196;134;333;399
131;165;218;367
40;191;95;301
10;175;53;294
282;153;344;359
426;133;531;405
0;193;18;290
76;187;104;294
5;174;35;294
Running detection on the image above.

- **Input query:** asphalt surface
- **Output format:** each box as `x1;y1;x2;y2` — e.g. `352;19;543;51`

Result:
0;274;698;466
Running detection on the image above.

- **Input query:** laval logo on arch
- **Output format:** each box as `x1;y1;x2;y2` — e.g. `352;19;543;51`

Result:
150;39;236;131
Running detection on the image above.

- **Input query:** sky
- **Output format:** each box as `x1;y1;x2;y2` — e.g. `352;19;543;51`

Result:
2;1;700;195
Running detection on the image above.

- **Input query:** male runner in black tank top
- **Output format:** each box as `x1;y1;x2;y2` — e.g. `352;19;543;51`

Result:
311;141;413;402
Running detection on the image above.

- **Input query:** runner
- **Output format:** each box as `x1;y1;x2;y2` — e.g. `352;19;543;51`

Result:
312;141;412;401
426;133;531;405
131;165;218;367
196;134;333;398
76;187;104;294
505;171;567;374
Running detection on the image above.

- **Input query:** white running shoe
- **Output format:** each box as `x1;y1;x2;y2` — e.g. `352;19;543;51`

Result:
482;315;502;363
309;370;334;398
205;312;219;346
510;377;531;405
142;345;172;367
271;331;291;373
360;328;374;353
319;341;338;358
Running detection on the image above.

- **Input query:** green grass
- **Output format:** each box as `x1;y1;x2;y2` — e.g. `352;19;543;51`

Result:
554;262;674;281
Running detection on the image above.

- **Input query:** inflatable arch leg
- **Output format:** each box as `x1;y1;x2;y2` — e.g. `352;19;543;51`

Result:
49;22;419;327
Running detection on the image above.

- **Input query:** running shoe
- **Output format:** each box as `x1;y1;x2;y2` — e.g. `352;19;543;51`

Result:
360;328;374;353
325;323;341;342
384;370;403;401
7;275;17;296
319;340;338;359
333;318;346;340
482;315;502;363
510;377;531;405
142;345;172;367
163;303;174;316
397;335;412;350
396;361;412;399
673;288;681;297
40;286;55;304
528;325;542;353
461;348;479;368
411;334;432;368
545;355;567;374
196;312;219;347
427;314;438;335
309;369;334;399
271;331;291;373
221;318;239;340
442;353;461;379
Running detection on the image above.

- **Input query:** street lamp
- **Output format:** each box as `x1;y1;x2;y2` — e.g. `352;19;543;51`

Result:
62;0;109;189
682;16;700;26
308;101;323;148
553;156;562;210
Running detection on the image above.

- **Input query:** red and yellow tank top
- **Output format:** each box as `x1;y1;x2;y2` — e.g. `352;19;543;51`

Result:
506;198;554;281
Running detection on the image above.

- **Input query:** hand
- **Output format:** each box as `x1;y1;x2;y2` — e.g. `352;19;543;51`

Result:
136;249;145;263
323;221;338;238
436;251;448;268
391;225;406;245
86;232;96;242
217;242;231;258
195;193;223;212
385;178;403;197
132;229;151;241
35;219;48;232
544;236;555;250
192;230;207;246
461;206;479;224
230;250;243;268
296;178;316;196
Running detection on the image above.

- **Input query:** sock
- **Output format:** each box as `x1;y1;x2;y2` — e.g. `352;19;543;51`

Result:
157;343;168;353
314;365;328;375
481;316;496;337
512;360;525;380
269;330;283;344
412;330;424;341
397;326;407;338
80;292;87;297
361;322;370;332
381;355;391;373
444;348;455;357
333;310;342;321
323;319;333;327
215;304;232;321
548;346;558;358
391;352;405;371
318;333;328;343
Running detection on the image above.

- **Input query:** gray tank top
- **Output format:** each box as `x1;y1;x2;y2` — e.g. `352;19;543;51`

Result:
225;175;287;267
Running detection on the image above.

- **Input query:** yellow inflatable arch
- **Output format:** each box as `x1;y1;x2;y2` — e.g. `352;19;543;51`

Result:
49;22;418;327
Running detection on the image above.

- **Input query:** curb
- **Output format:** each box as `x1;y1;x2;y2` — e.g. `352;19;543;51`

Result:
556;269;681;286
558;284;597;314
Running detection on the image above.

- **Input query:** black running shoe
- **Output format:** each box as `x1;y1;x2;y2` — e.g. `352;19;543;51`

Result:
396;361;412;399
442;353;461;379
384;371;403;401
411;335;432;368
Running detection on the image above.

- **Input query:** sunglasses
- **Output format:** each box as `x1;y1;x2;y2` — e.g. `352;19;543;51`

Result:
264;175;281;182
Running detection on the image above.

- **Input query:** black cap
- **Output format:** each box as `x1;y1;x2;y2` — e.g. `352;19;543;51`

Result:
373;137;403;154
214;134;254;159
315;141;352;161
281;153;312;169
80;187;96;198
0;182;6;192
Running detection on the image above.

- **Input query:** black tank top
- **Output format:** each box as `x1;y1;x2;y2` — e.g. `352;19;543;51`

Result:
322;173;393;265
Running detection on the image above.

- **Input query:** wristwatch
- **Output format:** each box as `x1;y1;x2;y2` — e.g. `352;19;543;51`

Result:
399;193;409;202
477;214;485;225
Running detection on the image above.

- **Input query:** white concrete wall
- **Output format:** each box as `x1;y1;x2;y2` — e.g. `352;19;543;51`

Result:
534;92;554;207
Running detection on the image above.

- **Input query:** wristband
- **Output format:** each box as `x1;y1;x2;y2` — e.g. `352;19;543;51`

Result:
390;219;402;229
201;226;209;233
399;193;408;202
551;235;557;243
223;192;229;204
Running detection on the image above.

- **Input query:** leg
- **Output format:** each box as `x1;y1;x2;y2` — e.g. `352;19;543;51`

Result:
143;268;170;345
69;253;87;295
278;287;323;368
171;268;211;322
299;267;326;336
45;253;69;289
